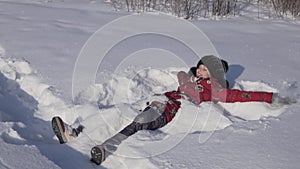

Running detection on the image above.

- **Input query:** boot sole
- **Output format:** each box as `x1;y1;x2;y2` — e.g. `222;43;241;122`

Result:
91;145;105;165
52;116;68;144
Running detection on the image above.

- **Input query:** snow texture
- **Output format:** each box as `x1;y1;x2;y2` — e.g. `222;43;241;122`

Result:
0;0;300;169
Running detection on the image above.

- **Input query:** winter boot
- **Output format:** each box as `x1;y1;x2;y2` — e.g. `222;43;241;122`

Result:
91;145;106;165
51;116;84;144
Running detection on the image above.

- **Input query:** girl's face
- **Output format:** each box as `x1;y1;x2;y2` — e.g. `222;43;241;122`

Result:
196;64;210;78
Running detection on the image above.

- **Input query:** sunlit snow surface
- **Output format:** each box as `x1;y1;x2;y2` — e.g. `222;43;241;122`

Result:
0;1;300;168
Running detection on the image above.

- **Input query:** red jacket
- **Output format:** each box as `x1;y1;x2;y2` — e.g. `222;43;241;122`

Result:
166;71;273;105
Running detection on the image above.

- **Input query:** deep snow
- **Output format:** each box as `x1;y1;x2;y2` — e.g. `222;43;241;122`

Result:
0;1;300;169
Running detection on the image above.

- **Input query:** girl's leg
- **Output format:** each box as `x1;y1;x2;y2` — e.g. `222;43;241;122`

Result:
102;105;167;153
91;100;180;165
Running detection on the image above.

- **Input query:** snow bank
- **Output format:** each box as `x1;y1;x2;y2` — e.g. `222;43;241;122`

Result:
0;56;72;120
0;54;81;168
0;57;60;167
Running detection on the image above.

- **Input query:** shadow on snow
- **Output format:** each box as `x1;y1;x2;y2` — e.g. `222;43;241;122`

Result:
0;72;106;169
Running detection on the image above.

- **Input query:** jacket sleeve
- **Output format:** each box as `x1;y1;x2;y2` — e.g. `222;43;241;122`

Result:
176;72;273;104
210;79;273;103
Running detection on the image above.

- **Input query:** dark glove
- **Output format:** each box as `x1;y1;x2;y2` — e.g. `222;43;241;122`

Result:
164;90;182;100
271;93;296;107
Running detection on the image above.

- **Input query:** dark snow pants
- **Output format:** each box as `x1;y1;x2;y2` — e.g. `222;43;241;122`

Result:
102;105;168;153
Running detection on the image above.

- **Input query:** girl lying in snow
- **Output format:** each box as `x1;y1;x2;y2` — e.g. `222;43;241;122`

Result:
52;55;294;165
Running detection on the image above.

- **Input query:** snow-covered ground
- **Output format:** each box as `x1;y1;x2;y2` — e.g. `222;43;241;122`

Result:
0;1;300;169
